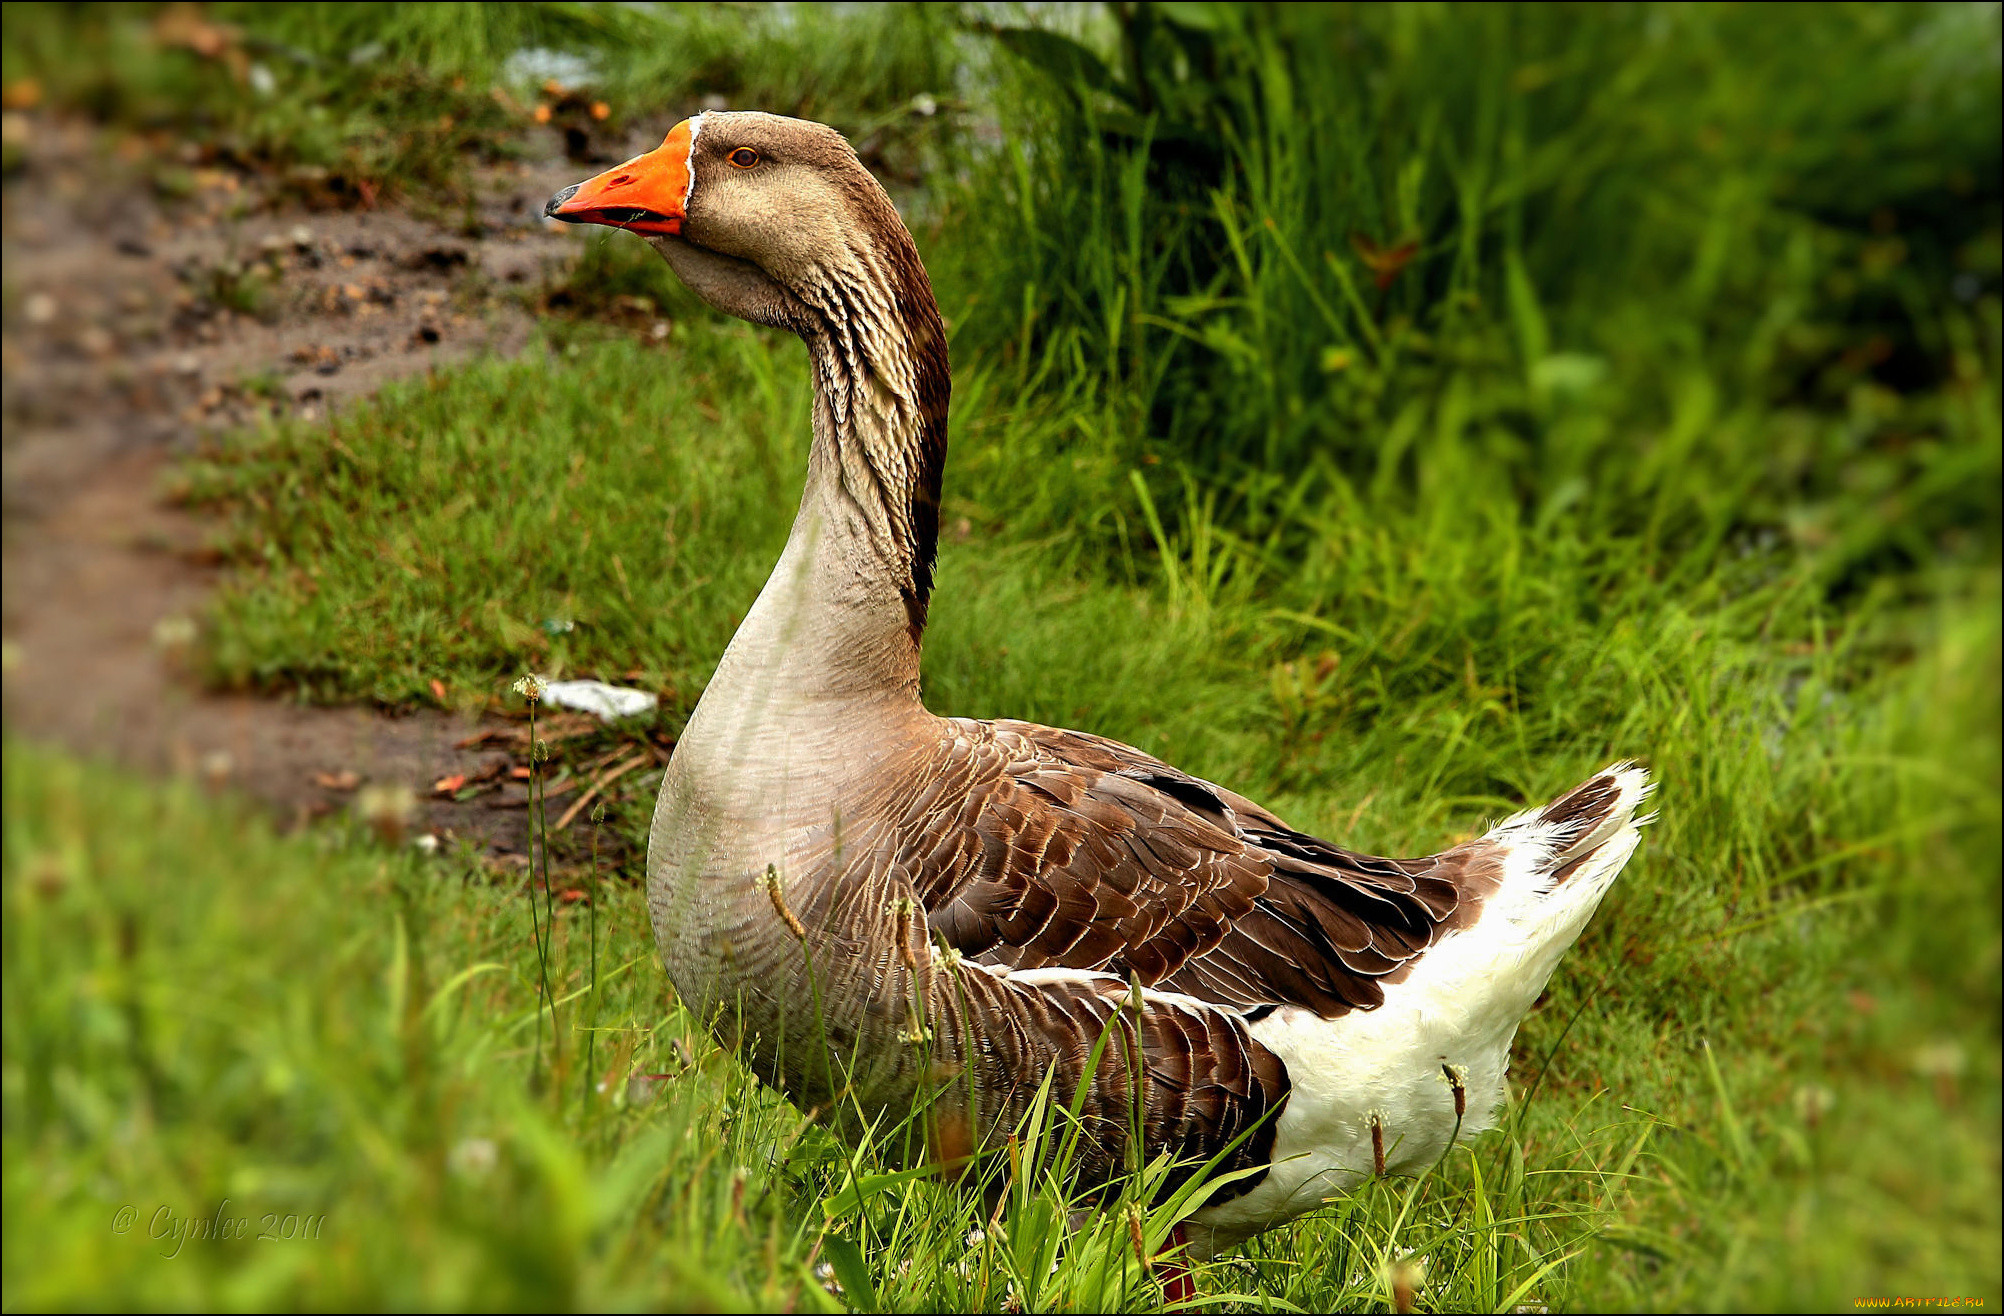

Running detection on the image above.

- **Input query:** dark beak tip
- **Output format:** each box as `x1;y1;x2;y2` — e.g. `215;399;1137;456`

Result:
544;184;581;220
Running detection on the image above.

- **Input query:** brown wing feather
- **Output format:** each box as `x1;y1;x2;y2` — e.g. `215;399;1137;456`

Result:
898;718;1501;1019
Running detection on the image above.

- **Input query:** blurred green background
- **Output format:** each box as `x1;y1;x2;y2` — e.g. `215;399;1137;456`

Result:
3;3;1998;1311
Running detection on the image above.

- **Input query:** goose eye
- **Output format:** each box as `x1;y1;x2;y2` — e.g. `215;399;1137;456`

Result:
728;147;760;169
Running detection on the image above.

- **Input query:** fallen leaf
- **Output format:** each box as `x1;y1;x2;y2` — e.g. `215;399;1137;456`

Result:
432;773;468;794
430;677;448;703
314;769;361;792
558;888;590;904
1349;230;1422;291
152;4;248;79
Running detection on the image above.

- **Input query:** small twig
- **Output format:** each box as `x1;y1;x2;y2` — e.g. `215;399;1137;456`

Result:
510;674;555;1087
554;751;651;831
584;799;604;1117
531;728;559;1082
1341;789;1379;835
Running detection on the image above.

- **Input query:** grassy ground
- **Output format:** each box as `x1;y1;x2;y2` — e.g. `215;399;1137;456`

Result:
10;309;1999;1308
5;572;1996;1309
0;2;959;203
6;2;2001;1311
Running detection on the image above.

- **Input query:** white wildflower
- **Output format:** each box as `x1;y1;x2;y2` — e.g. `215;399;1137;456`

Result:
1793;1082;1836;1126
448;1137;498;1177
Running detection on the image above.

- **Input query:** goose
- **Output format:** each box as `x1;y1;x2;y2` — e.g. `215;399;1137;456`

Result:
546;112;1653;1262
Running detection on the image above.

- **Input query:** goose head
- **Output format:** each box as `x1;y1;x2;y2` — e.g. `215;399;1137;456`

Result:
544;110;929;338
547;110;951;650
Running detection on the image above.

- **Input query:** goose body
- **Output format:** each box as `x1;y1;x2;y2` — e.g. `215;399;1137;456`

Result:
549;112;1652;1255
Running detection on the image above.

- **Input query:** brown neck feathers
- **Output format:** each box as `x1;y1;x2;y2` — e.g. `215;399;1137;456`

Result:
795;190;950;650
886;247;950;647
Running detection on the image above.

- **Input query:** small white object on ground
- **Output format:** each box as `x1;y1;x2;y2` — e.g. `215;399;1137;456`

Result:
539;679;657;721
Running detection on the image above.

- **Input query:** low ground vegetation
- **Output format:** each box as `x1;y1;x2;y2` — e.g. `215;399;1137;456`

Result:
4;3;1998;1311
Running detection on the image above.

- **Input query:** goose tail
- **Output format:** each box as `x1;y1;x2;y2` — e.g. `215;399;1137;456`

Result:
1183;764;1655;1254
1492;760;1655;889
1459;761;1656;985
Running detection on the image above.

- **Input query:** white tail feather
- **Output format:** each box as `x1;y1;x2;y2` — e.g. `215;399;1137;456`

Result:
1190;762;1655;1257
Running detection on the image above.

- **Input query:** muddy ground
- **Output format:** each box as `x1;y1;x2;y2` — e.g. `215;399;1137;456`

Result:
1;112;663;863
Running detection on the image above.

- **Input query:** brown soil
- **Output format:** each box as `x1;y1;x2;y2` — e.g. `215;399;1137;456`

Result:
1;113;656;862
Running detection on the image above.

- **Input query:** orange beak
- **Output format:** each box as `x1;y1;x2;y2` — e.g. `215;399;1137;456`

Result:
545;119;694;236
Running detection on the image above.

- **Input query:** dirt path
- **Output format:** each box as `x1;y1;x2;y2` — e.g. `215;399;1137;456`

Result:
1;114;642;856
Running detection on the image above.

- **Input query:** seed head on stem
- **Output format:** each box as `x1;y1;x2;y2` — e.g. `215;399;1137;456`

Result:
1441;1062;1468;1120
1126;1203;1151;1274
891;894;919;973
759;865;807;940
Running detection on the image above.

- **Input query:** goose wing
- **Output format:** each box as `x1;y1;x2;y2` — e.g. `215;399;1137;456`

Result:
898;718;1499;1018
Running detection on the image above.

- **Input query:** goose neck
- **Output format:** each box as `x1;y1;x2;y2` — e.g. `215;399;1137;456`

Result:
707;283;948;708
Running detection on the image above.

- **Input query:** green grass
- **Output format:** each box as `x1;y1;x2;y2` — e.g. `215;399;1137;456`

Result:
4;556;1996;1307
181;321;807;710
943;3;2001;572
2;739;818;1310
26;304;2004;1307
1;3;963;203
7;1;2002;1309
